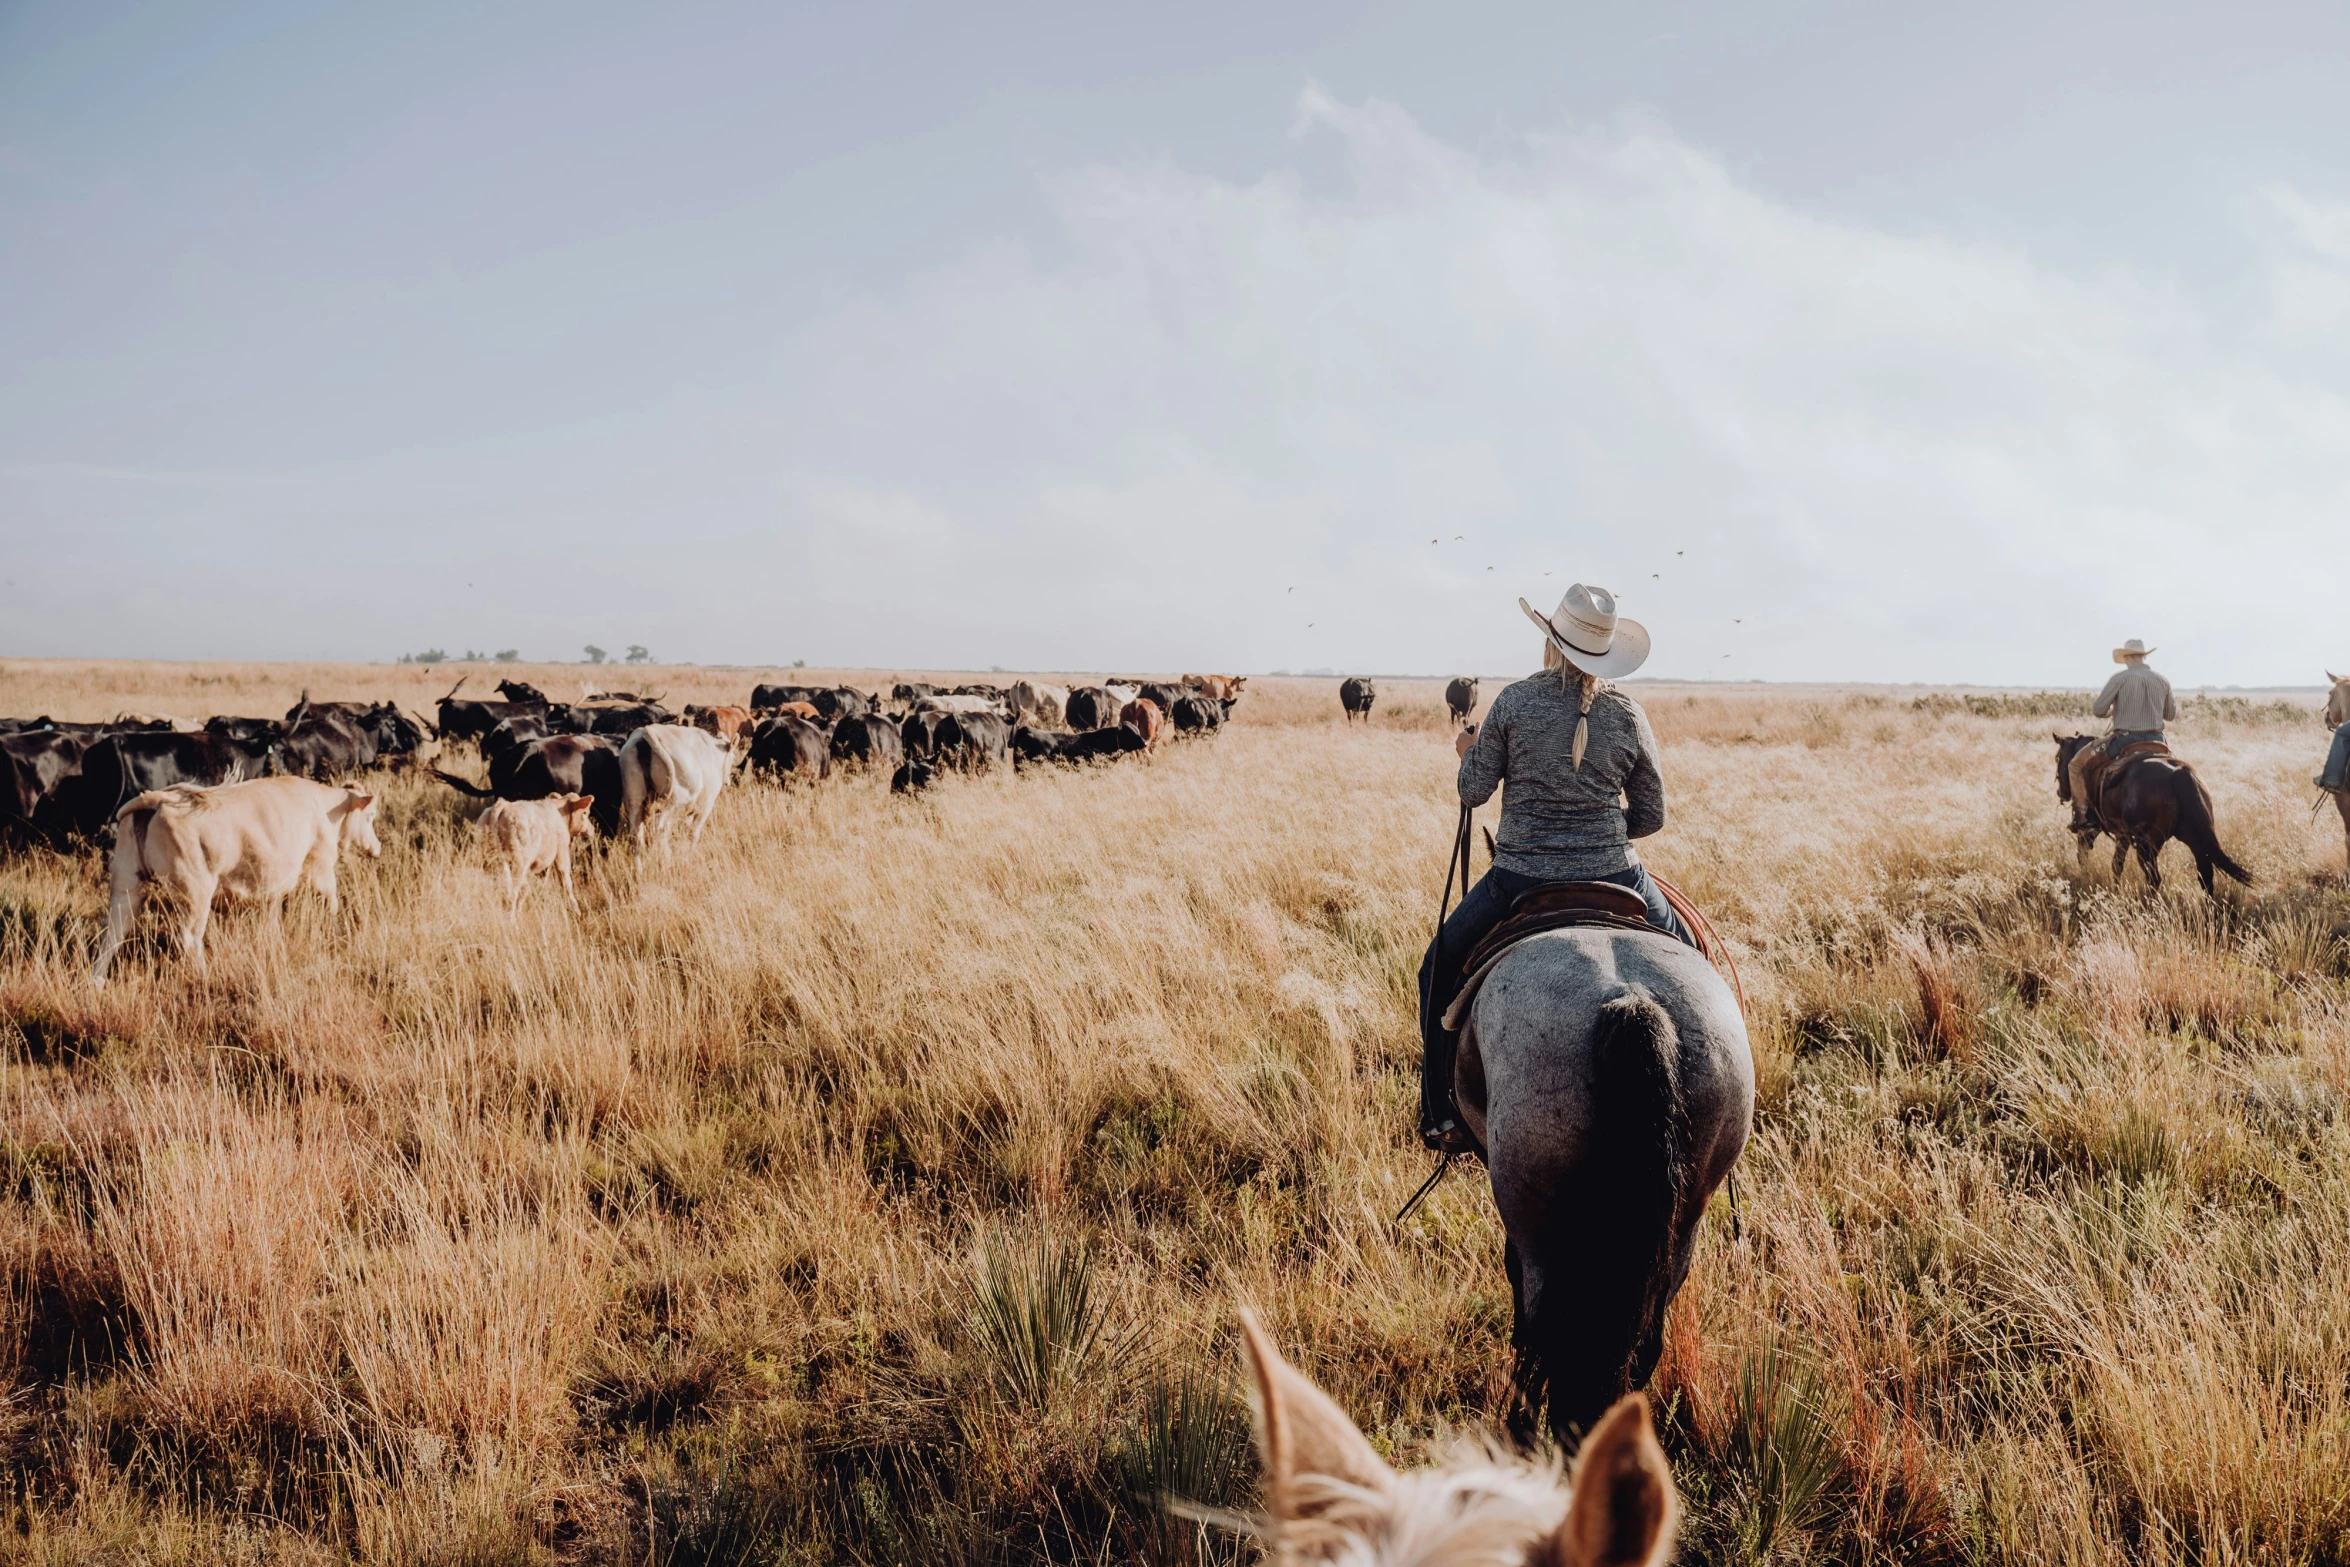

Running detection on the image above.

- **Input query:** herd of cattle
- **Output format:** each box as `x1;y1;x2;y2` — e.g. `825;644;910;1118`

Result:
1;672;1252;977
0;673;1252;852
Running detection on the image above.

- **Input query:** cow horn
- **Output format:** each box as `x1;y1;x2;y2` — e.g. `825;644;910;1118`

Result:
405;707;439;737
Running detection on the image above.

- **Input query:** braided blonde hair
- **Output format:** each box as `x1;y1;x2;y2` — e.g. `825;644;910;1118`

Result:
1542;642;1605;769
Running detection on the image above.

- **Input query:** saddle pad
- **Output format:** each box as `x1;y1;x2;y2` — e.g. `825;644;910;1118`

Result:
2112;740;2170;762
1441;882;1658;1033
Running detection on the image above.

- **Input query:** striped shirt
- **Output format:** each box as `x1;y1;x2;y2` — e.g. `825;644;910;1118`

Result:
1456;672;1667;880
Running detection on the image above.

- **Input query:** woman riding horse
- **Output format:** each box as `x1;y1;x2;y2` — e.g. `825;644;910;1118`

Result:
1418;584;1693;1155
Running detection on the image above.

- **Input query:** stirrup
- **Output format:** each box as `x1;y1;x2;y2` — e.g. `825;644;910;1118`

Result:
1420;1115;1475;1157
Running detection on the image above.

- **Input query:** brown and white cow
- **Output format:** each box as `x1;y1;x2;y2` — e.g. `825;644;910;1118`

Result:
1120;698;1166;760
90;776;382;984
1009;680;1068;728
1182;674;1248;702
479;793;596;914
619;724;734;855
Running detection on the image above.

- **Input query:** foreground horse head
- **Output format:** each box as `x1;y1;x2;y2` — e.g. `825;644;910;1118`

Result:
1453;926;1753;1445
1240;1310;1675;1567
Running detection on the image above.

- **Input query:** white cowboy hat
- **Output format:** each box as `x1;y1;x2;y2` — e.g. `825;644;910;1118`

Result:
2112;638;2155;663
1519;584;1650;679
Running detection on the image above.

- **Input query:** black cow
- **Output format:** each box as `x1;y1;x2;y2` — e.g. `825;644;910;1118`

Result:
1340;677;1375;723
899;710;950;761
1138;682;1187;714
1444;677;1480;727
891;759;936;793
292;699;430;761
829;713;905;769
495;679;550;704
936;712;1010;771
438;695;546;742
1064;687;1118;731
1170;696;1230;736
54;730;282;839
1;730;89;844
892;682;938;703
1012;724;1146;766
812;687;874;722
748;716;831;783
279;704;374;780
949;683;1005;699
751;684;819;710
434;733;625;836
578;701;673;737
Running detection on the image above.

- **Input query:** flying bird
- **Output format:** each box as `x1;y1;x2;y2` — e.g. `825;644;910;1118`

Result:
1454;534;1464;540
1734;618;1742;623
1651;573;1660;578
1431;538;1439;544
1676;551;1684;556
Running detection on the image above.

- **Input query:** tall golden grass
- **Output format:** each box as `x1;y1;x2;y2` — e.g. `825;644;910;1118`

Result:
0;662;2345;1564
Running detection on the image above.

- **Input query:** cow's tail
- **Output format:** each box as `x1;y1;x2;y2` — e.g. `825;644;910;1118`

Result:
1517;990;1686;1443
429;768;497;798
2177;767;2253;887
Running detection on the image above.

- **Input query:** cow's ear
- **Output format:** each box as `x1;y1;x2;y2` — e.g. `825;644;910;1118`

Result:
346;792;375;811
568;795;594;813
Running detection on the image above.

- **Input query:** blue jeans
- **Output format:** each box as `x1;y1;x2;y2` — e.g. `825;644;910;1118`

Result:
2324;724;2350;790
1416;861;1692;1134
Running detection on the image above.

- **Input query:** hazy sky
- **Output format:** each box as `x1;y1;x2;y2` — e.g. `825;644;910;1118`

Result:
5;1;2348;682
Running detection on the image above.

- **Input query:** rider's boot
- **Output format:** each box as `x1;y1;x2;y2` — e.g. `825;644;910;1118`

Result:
1418;1014;1474;1155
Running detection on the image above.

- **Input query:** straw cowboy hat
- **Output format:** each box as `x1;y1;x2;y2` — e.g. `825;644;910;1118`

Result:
1520;583;1650;679
2113;638;2155;663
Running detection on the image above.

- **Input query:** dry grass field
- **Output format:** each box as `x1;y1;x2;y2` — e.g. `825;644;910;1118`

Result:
2;660;2347;1565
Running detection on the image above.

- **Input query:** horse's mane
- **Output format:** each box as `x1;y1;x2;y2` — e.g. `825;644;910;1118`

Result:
1275;1438;1574;1567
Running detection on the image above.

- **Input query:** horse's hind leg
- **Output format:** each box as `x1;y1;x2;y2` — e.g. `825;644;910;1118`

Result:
2138;842;2162;892
1501;1240;1544;1446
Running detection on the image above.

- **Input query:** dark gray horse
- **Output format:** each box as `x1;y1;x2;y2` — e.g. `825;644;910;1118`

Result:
1452;925;1752;1444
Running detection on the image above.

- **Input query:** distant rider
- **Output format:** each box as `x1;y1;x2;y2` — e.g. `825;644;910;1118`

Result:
1417;585;1691;1155
2069;638;2175;831
2318;676;2350;796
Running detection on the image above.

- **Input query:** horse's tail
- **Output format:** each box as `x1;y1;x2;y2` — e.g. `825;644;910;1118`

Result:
1519;989;1686;1441
2174;766;2253;887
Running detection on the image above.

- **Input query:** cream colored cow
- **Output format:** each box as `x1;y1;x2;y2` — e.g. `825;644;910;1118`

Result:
479;793;596;914
89;776;381;985
618;724;733;855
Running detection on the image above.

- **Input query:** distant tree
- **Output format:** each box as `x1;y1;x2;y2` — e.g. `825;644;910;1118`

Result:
462;649;488;661
791;658;806;669
584;645;607;665
400;648;450;665
625;645;651;664
493;649;520;662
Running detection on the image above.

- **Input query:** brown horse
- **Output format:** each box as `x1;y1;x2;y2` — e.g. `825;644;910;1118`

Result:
2053;735;2251;894
2327;674;2350;872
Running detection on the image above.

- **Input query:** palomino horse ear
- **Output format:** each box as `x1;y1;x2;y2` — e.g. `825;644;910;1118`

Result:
1533;1394;1678;1567
1237;1309;1394;1522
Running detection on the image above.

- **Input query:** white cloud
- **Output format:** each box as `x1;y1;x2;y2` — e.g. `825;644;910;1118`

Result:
754;89;2350;683
10;89;2348;682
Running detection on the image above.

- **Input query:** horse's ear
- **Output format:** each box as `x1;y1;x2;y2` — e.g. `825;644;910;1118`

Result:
1238;1308;1393;1523
1534;1394;1678;1567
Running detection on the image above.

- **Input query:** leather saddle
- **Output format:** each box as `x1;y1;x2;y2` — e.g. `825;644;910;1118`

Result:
2087;738;2171;822
1458;881;1655;977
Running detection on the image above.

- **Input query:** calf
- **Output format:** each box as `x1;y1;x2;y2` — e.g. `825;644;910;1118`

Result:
89;777;382;984
1121;699;1166;759
1340;676;1375;723
479;794;596;914
619;725;734;854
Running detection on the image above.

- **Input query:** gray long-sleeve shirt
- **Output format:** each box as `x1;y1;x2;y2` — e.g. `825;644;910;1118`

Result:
2092;664;2177;733
1456;672;1666;880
